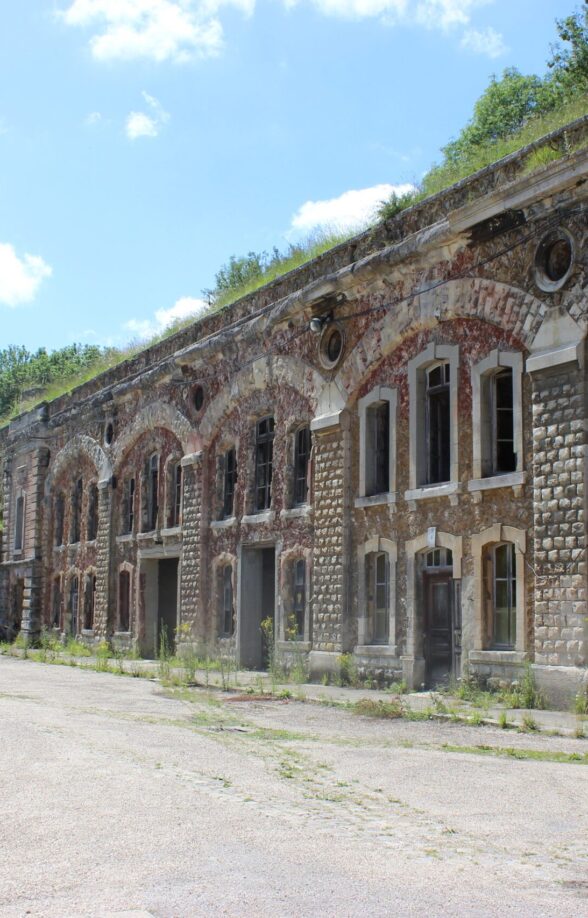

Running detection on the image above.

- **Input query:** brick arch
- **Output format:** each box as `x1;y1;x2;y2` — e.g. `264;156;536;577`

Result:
334;278;546;401
199;355;329;445
111;401;195;470
45;435;111;496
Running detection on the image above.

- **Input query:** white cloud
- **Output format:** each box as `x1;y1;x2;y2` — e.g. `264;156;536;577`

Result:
84;111;103;126
125;295;208;340
290;183;416;234
60;0;502;61
126;92;169;140
60;0;253;64
460;25;507;58
0;243;52;308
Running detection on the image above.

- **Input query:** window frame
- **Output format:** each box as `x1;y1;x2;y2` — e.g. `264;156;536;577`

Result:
358;386;397;501
87;482;99;542
293;426;311;507
223;447;237;519
470;349;524;487
220;563;234;637
70;478;83;544
254;416;275;513
118;569;131;633
356;537;397;651
407;344;459;497
13;493;25;552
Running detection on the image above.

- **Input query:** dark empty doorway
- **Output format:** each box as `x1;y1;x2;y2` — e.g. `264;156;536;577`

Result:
158;558;178;655
239;546;276;669
424;572;453;688
141;556;179;657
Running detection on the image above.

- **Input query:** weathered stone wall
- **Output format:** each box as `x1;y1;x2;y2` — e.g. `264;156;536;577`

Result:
1;141;587;702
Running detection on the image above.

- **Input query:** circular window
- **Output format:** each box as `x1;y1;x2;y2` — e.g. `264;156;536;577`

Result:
534;229;574;292
193;385;205;412
104;422;114;445
319;323;344;368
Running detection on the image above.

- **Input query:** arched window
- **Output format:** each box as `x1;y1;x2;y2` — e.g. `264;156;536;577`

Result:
292;559;306;639
222;447;237;518
144;454;159;531
426;363;451;485
121;477;135;534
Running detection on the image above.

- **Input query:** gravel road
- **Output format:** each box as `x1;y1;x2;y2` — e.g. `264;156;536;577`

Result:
1;657;587;917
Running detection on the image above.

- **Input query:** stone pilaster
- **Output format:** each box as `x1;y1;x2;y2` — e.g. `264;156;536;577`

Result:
309;410;351;676
530;356;588;668
93;477;113;638
179;450;206;644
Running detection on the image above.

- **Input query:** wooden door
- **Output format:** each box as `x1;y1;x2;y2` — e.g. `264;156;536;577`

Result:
425;573;453;688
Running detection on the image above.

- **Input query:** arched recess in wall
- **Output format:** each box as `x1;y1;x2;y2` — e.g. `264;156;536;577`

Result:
45;435;111;496
111;401;195;470
198;355;333;446
333;278;548;404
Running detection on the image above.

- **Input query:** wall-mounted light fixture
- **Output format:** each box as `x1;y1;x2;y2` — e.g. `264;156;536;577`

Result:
309;312;333;334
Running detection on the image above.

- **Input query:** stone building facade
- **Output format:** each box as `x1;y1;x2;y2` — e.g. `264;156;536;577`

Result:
2;119;588;704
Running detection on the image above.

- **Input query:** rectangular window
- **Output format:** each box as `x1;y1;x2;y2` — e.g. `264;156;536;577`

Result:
69;576;79;635
426;364;450;484
493;369;516;474
119;570;130;632
493;543;516;649
294;427;311;506
71;478;83;543
223;448;237;518
54;493;64;546
148;455;159;530
366;402;389;495
87;484;98;541
172;463;182;527
255;417;274;512
292;559;306;639
221;565;234;636
83;574;96;631
366;552;389;644
14;495;24;551
52;578;62;629
122;477;135;534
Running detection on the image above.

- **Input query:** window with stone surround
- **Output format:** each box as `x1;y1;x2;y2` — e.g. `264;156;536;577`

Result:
356;537;397;650
52;576;62;629
222;447;237;518
121;477;135;534
254;416;274;512
118;569;131;632
470;525;526;655
14;494;25;552
366;551;390;644
68;574;79;635
70;478;83;544
83;572;96;631
219;564;234;637
293;427;311;506
407;344;459;496
167;460;182;528
87;483;99;541
358;387;396;499
54;493;65;546
143;454;159;532
470;350;523;485
487;543;517;650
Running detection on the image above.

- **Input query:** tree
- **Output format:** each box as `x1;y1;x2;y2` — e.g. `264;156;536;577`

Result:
441;68;548;166
547;1;588;100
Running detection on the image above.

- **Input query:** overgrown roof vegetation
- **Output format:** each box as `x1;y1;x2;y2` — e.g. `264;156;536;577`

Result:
2;4;587;427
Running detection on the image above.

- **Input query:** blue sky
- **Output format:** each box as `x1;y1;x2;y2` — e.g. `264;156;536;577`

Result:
0;0;579;351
